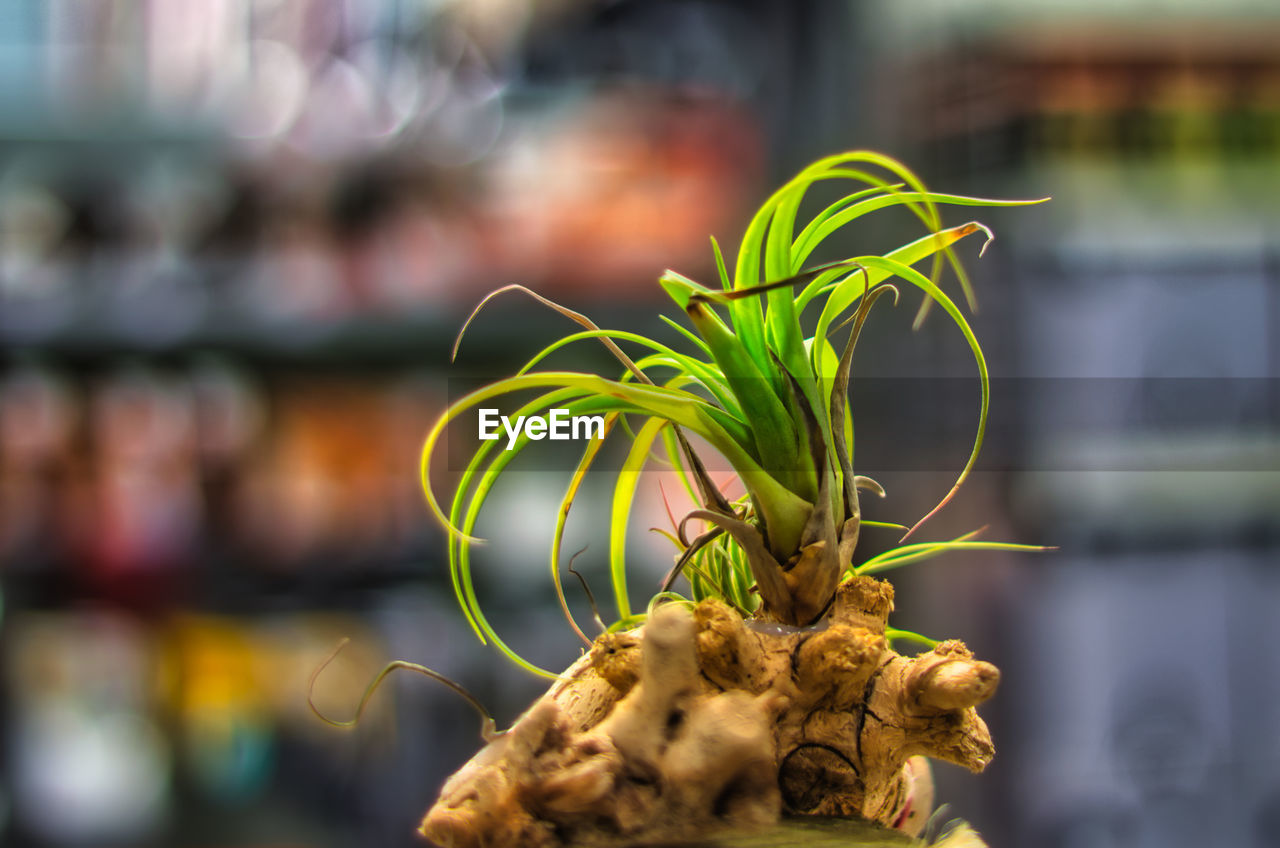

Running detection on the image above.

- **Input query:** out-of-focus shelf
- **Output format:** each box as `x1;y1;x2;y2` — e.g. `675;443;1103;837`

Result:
1013;432;1280;540
0;295;677;368
0;553;448;614
0;112;218;153
875;1;1280;44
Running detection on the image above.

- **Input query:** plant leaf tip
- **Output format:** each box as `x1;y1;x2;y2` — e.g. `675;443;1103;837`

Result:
307;637;356;729
976;224;995;258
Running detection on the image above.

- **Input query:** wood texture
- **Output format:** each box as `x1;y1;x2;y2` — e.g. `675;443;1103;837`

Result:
422;579;998;848
636;816;918;846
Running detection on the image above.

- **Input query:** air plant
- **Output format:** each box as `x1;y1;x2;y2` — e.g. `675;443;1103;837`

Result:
421;151;1043;671
414;151;1048;847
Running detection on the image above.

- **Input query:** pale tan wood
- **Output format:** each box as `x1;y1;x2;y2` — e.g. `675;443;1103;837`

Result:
636;816;917;846
642;816;986;847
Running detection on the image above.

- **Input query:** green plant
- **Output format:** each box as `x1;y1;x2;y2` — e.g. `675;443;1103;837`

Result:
420;151;1046;677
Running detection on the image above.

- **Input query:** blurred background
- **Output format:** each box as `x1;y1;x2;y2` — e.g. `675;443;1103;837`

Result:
1;1;1278;846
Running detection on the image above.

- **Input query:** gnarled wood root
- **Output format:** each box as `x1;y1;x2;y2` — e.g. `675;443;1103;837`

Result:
421;577;998;847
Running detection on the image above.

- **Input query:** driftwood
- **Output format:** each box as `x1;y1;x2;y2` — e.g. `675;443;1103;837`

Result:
421;576;997;848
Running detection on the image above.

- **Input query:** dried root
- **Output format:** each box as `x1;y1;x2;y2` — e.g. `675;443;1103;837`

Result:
420;577;998;848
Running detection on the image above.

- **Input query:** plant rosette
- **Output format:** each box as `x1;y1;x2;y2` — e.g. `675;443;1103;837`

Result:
414;151;1048;848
